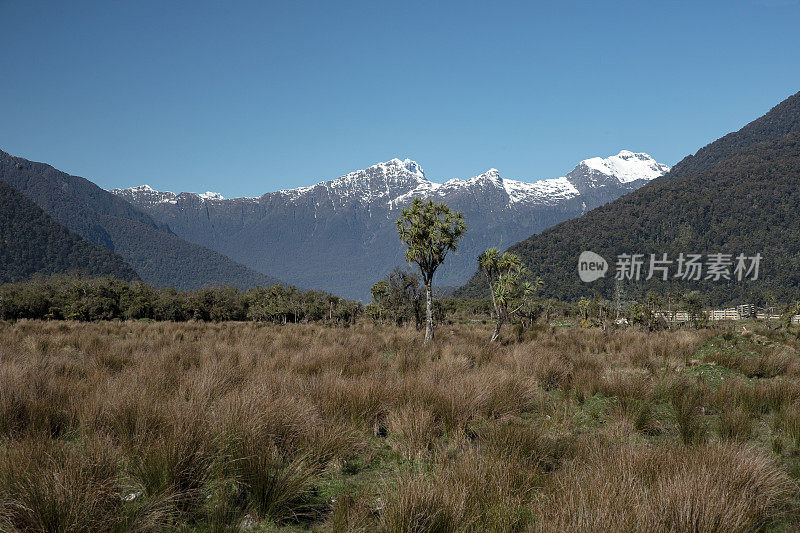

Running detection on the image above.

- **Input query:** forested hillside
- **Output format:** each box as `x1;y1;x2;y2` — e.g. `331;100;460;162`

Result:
458;132;800;305
0;182;138;283
0;151;283;290
458;90;800;305
664;90;800;180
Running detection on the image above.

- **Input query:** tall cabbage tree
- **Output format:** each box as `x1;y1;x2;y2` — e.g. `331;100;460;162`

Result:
397;198;465;343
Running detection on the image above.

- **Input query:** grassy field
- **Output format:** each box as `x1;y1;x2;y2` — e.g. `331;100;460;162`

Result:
1;320;800;531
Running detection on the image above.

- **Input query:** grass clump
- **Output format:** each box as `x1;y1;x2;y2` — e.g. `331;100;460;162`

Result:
535;442;795;532
0;436;122;532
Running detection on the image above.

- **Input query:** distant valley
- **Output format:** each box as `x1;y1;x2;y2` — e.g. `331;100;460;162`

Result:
112;151;669;299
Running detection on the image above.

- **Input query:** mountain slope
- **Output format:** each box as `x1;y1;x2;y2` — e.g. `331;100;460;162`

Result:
112;152;668;299
458;132;800;305
0;151;283;290
664;90;800;180
0;181;139;283
458;90;800;305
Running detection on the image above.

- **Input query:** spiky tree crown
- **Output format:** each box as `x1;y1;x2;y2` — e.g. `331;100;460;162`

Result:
396;198;465;284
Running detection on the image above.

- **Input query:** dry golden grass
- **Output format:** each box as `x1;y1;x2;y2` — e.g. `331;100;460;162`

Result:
534;442;795;533
0;320;798;531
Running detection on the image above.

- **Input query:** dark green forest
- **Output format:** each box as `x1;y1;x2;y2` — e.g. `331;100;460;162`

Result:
0;182;139;284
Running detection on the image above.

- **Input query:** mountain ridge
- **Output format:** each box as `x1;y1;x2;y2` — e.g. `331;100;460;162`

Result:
111;151;668;299
113;151;668;208
0;150;284;290
662;90;800;181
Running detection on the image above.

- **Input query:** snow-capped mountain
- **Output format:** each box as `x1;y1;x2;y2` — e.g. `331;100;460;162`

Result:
112;184;227;206
111;151;668;299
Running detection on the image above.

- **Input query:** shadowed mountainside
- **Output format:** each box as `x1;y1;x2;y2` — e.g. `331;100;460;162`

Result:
0;151;283;290
0;181;139;283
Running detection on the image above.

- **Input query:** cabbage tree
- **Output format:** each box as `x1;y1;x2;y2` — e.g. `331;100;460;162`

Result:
397;199;465;343
479;248;541;342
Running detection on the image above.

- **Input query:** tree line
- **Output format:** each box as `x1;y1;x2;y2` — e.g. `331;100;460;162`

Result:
0;275;361;324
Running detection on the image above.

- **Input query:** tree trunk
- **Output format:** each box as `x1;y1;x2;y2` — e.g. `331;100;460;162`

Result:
424;282;434;344
490;314;504;343
488;280;503;343
488;282;499;319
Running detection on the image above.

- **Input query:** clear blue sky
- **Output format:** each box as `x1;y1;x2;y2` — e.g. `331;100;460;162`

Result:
2;0;799;197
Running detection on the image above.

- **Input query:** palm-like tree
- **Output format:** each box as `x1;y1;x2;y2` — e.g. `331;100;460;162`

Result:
397;198;465;343
478;248;502;319
479;248;540;342
578;296;591;322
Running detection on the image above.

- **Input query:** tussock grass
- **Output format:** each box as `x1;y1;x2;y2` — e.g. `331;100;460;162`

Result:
0;436;122;532
380;450;536;532
718;406;755;442
535;442;796;532
0;320;798;530
386;404;440;460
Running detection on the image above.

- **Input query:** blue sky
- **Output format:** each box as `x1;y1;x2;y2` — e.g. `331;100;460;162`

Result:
1;0;799;197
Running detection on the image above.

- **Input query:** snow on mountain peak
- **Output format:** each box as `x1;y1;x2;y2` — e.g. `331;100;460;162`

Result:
395;167;579;207
354;158;427;183
476;168;501;181
503;177;580;205
339;150;667;208
579;150;670;184
111;150;668;211
390;158;425;179
198;191;224;200
111;184;223;204
275;158;430;205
